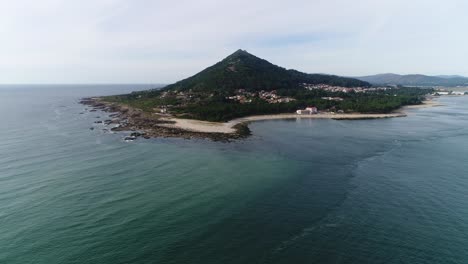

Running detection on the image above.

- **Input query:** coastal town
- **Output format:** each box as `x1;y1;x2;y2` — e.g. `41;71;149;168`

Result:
226;89;296;104
157;84;403;107
222;85;406;104
302;83;391;93
141;85;467;116
220;85;467;111
433;89;468;96
133;83;468;120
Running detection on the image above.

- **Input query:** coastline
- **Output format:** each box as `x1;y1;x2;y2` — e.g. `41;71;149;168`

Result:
161;112;407;135
80;97;440;140
80;97;250;141
402;98;443;109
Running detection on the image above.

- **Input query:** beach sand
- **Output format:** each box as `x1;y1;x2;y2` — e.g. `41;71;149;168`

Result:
162;112;407;134
82;96;444;138
403;99;443;109
161;118;237;134
162;97;445;134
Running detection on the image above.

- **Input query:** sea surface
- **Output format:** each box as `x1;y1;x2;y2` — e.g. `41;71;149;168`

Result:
1;85;467;264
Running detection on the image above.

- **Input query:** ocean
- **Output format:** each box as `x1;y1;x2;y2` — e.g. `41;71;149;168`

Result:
0;85;467;264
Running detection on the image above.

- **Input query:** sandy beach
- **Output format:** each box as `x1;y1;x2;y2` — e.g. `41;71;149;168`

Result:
82;96;444;139
162;112;407;134
403;99;443;109
161;98;446;134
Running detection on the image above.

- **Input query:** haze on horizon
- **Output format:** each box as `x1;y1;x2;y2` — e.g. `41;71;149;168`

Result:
1;0;467;84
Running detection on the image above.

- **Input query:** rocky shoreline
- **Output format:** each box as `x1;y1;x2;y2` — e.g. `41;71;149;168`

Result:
80;96;433;141
79;97;251;141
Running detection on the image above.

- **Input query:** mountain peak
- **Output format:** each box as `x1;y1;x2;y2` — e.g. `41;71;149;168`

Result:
231;49;250;56
225;49;256;61
163;51;370;92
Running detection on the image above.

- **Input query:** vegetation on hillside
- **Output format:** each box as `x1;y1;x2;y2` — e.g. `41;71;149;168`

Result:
162;49;370;93
105;87;431;122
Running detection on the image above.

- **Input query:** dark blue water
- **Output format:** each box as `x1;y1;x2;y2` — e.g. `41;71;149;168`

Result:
1;85;467;263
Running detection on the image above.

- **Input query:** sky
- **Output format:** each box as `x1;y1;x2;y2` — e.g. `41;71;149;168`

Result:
1;0;467;84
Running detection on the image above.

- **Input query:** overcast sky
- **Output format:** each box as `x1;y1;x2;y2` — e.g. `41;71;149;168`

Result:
1;0;467;84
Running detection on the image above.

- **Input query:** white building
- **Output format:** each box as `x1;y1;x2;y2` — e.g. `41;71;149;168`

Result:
296;106;318;115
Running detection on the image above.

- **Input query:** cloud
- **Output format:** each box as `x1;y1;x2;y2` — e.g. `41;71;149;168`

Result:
0;0;467;83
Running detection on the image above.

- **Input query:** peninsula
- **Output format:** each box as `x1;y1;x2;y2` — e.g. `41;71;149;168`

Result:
81;50;432;140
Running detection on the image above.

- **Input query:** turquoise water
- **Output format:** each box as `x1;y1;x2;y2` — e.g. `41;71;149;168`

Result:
1;85;467;264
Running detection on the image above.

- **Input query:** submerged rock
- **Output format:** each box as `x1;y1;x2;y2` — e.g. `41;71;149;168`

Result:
130;132;145;137
124;136;136;141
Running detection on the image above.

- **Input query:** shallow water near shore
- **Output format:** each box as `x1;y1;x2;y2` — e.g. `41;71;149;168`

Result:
1;85;468;264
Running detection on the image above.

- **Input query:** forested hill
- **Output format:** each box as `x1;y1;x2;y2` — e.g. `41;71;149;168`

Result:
162;49;370;93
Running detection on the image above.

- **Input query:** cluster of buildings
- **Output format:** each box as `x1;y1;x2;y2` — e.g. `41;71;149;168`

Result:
321;96;344;101
226;94;253;104
302;83;390;93
258;90;296;103
226;89;296;104
160;90;195;100
433;90;467;96
160;84;397;107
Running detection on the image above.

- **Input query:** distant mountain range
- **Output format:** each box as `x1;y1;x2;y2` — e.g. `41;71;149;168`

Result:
356;73;468;87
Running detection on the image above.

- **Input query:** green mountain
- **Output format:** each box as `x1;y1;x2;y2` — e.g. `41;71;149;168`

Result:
356;73;468;87
163;49;370;93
